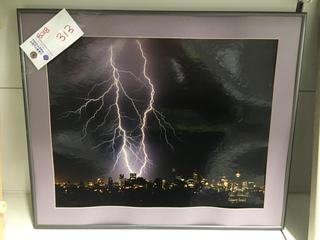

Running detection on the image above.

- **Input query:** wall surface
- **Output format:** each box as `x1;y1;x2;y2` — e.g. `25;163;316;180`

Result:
0;0;318;196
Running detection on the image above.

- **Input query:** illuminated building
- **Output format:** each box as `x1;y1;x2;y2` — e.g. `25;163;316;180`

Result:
161;179;166;190
134;177;147;189
248;181;255;190
153;178;163;189
83;181;92;188
130;173;137;180
220;176;227;182
185;179;196;189
223;180;229;188
192;171;199;183
219;176;229;190
119;174;125;188
95;178;105;187
175;174;185;182
201;178;210;188
233;171;243;192
242;181;248;190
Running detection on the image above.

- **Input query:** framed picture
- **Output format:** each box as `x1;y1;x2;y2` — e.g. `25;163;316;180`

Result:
18;9;305;228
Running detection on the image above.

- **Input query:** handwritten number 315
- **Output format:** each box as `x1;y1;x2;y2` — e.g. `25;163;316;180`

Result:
56;25;74;42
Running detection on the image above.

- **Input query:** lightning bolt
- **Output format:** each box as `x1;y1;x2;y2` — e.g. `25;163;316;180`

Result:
61;40;176;177
136;40;177;176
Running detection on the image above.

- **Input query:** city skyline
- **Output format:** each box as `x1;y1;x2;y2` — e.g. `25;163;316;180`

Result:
56;170;265;208
56;170;263;189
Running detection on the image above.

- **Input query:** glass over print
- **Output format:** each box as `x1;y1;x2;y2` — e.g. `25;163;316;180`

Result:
49;37;277;208
18;10;304;227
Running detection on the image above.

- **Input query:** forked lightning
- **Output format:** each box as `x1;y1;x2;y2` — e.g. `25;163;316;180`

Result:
62;40;175;177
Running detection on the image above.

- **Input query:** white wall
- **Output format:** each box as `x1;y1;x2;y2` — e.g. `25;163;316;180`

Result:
0;0;318;194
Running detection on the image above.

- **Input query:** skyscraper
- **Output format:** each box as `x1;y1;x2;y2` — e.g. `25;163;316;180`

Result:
130;173;137;180
119;174;125;187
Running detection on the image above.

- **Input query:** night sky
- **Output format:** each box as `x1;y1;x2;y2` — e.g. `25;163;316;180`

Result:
48;37;278;185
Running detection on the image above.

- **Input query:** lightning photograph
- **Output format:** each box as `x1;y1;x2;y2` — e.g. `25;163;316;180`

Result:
48;37;278;208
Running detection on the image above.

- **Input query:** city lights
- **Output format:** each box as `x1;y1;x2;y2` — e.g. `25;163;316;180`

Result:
56;171;265;208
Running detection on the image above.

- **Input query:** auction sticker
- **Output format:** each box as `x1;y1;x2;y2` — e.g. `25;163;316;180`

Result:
20;9;84;70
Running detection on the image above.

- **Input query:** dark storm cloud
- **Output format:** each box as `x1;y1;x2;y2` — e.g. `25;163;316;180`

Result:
53;130;105;161
171;58;185;84
52;130;111;181
160;108;227;133
182;40;277;107
216;43;243;79
205;136;268;185
49;38;125;106
53;152;106;182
